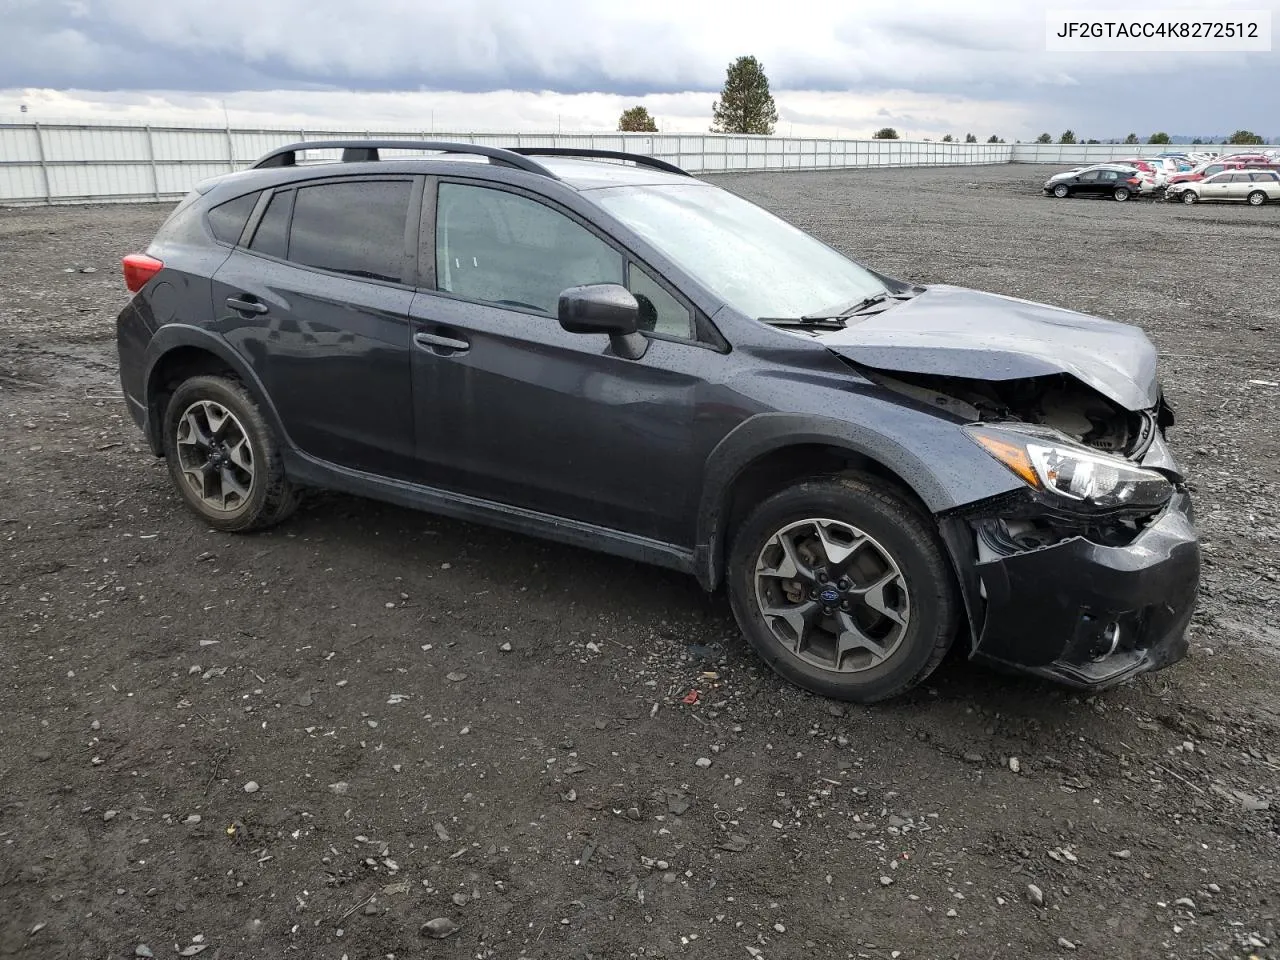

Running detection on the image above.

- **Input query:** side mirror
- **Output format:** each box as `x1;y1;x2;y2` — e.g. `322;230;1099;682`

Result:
558;283;639;335
558;283;648;360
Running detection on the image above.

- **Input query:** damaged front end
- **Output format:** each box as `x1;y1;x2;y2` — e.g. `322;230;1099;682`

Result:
869;368;1201;690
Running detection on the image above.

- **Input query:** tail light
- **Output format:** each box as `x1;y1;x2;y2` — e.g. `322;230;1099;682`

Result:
1127;177;1140;185
122;253;164;293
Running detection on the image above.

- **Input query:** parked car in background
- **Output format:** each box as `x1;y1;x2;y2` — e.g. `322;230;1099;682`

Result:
1043;164;1150;201
115;139;1200;703
1167;159;1247;187
1173;169;1280;205
1112;158;1168;187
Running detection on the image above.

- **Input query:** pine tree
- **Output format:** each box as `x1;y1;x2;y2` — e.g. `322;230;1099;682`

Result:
873;127;900;139
710;56;778;135
1059;130;1077;144
965;133;978;143
618;107;658;133
1123;133;1139;144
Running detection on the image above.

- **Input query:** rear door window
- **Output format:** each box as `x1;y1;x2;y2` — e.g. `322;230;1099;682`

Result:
248;190;292;260
288;180;413;284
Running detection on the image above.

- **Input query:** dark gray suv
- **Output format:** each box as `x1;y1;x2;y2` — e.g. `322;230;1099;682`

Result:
116;141;1200;703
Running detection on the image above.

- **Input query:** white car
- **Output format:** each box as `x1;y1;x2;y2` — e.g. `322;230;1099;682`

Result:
1178;169;1280;206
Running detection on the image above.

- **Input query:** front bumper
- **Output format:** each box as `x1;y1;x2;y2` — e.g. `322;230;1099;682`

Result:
969;491;1200;690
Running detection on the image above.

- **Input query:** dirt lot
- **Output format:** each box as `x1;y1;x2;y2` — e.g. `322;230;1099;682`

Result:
2;163;1279;960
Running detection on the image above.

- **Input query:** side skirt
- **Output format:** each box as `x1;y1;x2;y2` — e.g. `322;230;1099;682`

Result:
282;450;697;576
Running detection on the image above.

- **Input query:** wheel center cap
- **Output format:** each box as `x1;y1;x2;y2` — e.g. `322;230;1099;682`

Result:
819;586;841;604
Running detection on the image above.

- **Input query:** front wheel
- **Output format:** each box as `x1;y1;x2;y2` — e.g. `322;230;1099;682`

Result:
1182;190;1199;204
162;375;299;532
1247;190;1267;206
1053;184;1070;198
726;477;959;703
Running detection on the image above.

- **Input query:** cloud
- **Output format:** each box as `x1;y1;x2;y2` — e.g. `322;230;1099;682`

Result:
0;0;1275;140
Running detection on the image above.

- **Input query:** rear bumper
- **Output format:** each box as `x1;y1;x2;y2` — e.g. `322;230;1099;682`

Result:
970;491;1200;690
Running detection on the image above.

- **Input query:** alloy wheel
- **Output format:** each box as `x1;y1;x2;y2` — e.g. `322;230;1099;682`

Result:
174;400;256;512
753;518;911;674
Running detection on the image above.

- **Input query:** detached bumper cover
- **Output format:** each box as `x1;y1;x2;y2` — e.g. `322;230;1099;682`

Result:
972;491;1200;689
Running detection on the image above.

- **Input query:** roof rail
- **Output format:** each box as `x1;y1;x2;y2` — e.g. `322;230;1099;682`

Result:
509;147;691;177
251;140;557;177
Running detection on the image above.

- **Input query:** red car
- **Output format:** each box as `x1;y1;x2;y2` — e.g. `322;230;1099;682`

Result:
1167;159;1248;187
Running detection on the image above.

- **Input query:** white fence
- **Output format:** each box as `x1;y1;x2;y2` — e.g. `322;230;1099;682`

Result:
0;121;1268;205
1;122;1011;205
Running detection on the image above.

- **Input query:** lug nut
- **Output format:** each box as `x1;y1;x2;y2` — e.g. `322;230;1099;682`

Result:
837;578;851;590
816;571;829;583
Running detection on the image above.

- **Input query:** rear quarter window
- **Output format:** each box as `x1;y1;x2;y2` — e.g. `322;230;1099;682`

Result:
207;192;260;245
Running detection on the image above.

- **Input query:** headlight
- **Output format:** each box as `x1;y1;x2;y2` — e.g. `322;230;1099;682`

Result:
965;425;1173;511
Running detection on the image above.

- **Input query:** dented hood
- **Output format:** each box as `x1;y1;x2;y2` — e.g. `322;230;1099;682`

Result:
818;285;1160;411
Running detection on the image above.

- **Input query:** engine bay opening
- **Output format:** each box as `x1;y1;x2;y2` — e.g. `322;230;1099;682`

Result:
859;368;1160;460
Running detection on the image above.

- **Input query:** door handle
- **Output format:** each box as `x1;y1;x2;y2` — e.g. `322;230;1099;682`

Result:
414;331;470;354
226;296;269;315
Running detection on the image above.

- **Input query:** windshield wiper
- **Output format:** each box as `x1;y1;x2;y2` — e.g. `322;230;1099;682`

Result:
758;317;849;330
802;292;890;320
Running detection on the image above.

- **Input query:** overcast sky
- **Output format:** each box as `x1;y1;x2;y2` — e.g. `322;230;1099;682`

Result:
1;0;1276;139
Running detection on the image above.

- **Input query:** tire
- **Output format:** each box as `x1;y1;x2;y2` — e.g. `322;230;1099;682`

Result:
726;476;960;703
1052;184;1070;199
162;374;298;532
1182;190;1199;204
1113;187;1130;202
1247;190;1267;206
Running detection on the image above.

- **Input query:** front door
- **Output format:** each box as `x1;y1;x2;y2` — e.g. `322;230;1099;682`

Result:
408;179;725;545
1075;170;1101;195
1197;174;1232;201
211;177;420;478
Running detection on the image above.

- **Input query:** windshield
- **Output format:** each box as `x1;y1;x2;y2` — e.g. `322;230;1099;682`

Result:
593;184;886;319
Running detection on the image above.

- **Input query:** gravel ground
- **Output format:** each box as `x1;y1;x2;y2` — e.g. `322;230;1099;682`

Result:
2;163;1279;960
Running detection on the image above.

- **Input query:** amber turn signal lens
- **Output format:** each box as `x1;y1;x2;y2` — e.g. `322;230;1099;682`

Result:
969;433;1041;489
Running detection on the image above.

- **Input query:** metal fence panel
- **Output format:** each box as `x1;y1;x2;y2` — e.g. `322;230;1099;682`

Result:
2;120;1266;204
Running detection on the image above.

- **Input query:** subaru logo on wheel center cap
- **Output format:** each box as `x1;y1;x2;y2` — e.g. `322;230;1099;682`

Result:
819;587;840;603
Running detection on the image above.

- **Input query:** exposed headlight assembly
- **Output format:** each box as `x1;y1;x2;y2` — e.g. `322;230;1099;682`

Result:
965;425;1173;511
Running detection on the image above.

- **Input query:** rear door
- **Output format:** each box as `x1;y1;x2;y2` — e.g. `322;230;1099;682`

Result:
210;176;423;479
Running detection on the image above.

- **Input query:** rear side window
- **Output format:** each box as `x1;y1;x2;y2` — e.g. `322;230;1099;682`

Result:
288;180;411;283
207;192;260;245
249;190;292;260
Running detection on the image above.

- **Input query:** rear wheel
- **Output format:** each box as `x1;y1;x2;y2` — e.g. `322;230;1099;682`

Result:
1247;190;1267;206
162;375;298;532
1182;190;1199;204
1113;187;1131;202
1052;184;1070;199
727;477;959;703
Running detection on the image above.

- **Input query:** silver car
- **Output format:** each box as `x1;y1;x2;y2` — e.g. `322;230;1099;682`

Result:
1178;170;1280;206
